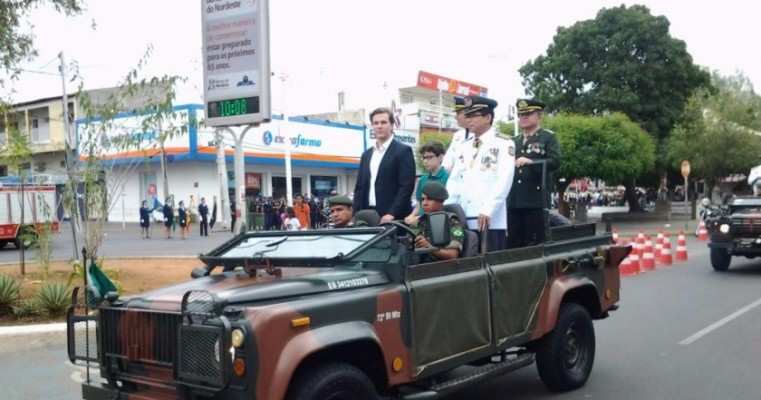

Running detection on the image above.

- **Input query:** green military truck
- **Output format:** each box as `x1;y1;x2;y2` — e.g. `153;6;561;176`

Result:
706;196;761;271
67;214;628;399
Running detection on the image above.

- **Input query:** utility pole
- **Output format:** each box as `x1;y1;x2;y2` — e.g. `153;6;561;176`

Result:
59;51;79;262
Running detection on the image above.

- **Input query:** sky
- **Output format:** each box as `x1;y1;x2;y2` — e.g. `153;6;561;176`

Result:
5;0;761;121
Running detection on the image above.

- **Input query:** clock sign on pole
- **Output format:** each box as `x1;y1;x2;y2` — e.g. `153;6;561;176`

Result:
202;0;271;126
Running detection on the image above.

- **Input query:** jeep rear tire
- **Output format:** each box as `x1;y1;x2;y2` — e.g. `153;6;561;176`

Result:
536;302;595;391
710;248;731;271
287;362;377;400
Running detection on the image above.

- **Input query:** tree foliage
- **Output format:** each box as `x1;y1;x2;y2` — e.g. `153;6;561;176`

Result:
664;72;761;195
519;4;711;142
0;0;84;86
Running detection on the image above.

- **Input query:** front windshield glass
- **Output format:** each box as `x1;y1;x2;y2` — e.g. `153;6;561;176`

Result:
217;233;378;260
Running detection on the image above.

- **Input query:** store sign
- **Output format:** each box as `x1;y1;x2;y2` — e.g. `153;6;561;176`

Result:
417;70;488;97
366;128;419;151
76;110;192;157
245;172;261;189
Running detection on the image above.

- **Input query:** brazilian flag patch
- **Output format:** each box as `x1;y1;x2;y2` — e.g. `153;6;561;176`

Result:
451;225;464;239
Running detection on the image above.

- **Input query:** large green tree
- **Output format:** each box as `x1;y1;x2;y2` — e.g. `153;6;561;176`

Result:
519;4;710;209
519;4;710;142
0;0;84;86
665;72;761;198
500;113;655;212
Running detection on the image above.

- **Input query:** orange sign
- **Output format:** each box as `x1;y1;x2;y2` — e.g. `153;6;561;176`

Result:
681;161;690;178
417;71;488;97
245;172;261;189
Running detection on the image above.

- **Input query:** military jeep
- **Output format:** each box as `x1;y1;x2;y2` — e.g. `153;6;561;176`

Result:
706;196;761;271
67;217;627;400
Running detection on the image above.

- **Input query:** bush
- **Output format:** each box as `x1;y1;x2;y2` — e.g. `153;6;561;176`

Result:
12;298;40;318
35;282;70;316
0;274;21;315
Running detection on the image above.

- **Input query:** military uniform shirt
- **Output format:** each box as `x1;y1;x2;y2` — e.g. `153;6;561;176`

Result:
445;128;516;230
416;212;465;253
508;127;561;210
442;128;469;172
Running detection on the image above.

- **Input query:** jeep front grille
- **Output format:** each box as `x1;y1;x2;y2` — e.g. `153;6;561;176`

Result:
731;218;761;236
100;308;181;367
178;324;226;387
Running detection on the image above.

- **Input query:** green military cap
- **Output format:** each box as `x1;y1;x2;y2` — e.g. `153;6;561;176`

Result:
454;96;466;111
516;98;546;114
464;95;498;115
422;181;449;202
327;195;353;207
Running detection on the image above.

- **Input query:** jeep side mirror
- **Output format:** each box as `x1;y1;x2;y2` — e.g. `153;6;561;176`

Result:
427;211;451;248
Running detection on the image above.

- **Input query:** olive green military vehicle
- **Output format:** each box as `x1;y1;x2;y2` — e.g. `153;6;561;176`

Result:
706;196;761;271
67;214;628;400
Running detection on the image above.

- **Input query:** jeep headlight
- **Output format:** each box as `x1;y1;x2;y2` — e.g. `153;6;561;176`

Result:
231;329;245;348
719;224;729;234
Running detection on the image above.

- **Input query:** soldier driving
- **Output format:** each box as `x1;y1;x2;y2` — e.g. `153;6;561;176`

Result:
414;181;465;261
327;195;368;228
507;99;561;248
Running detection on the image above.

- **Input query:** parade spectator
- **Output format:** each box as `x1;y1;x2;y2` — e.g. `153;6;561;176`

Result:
284;206;301;231
198;197;209;236
178;200;188;240
139;200;151;239
162;197;174;239
293;194;311;229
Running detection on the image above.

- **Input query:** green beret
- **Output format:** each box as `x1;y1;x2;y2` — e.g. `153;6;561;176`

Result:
327;195;353;207
464;95;498;115
422;181;448;202
516;98;546;114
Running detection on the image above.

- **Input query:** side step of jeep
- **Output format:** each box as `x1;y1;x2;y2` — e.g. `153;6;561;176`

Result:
400;352;535;399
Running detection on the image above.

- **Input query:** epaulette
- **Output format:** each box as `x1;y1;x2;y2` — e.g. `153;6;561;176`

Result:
540;127;556;135
496;132;513;140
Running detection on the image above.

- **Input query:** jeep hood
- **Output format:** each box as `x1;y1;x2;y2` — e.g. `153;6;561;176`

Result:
117;269;390;311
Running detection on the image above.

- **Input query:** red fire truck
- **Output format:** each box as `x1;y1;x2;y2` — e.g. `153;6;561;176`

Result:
0;185;60;249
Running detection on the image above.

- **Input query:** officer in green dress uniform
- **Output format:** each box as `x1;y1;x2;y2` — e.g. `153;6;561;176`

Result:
507;99;562;248
327;195;369;228
414;181;465;261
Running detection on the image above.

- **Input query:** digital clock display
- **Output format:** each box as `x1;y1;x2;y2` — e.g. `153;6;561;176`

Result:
207;96;260;118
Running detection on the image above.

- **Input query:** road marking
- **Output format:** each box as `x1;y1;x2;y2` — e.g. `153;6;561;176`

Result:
679;297;761;345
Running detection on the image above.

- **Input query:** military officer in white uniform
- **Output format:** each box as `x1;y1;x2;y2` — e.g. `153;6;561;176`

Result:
442;96;470;173
446;95;515;251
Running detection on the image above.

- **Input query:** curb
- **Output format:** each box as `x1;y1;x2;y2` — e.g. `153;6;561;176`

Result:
0;322;66;336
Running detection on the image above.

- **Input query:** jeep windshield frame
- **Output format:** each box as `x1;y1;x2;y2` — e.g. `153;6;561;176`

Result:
198;227;395;271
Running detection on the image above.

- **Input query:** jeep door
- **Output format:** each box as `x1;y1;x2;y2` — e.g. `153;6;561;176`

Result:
404;257;492;377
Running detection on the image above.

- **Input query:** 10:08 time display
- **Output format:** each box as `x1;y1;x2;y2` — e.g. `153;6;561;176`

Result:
207;96;260;119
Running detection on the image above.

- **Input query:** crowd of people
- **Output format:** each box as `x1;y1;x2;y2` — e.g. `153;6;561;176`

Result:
137;94;563;259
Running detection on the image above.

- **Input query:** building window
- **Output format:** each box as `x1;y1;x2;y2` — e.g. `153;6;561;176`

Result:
30;118;50;143
310;175;338;199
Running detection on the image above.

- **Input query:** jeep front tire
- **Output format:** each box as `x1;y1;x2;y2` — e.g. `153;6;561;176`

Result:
535;302;595;391
710;248;731;271
287;362;377;400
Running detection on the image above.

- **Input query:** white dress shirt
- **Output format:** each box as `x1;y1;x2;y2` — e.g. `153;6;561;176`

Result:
368;138;391;207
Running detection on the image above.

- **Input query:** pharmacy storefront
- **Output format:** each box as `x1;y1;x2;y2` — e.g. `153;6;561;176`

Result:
76;104;368;223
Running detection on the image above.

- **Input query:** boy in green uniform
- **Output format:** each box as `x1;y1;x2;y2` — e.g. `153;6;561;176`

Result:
413;181;465;261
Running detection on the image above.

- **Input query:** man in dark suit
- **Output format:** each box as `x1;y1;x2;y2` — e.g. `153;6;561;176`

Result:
353;107;416;222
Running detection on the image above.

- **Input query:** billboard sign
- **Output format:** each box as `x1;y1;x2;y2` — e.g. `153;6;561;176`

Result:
202;0;271;127
417;70;488;97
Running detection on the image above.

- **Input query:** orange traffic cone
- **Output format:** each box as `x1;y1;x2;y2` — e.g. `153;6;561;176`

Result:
659;233;673;265
655;230;664;259
642;238;656;271
636;229;645;245
619;255;637;276
697;221;708;241
676;230;688;261
629;252;642;273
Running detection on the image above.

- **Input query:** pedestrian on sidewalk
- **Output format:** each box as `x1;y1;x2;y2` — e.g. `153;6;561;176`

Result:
178;200;188;240
162;197;174;239
199;197;209;236
139;200;151;239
